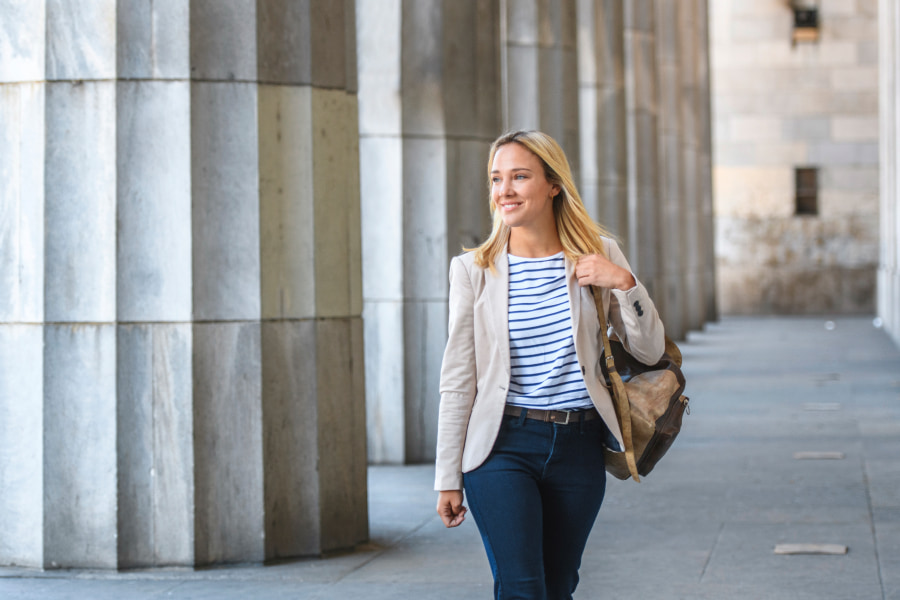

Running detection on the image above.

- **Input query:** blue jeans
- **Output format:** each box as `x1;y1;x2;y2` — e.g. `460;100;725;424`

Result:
463;410;608;600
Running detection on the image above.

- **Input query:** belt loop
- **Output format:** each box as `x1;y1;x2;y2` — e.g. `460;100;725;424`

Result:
517;407;527;425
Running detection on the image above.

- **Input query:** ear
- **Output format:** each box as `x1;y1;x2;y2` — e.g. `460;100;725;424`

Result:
551;184;562;198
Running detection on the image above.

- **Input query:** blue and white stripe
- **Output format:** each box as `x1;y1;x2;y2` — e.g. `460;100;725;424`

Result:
506;253;593;410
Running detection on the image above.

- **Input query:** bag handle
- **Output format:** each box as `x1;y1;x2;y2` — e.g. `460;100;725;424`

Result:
590;286;641;482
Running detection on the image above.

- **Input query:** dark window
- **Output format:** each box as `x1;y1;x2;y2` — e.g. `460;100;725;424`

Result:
795;167;818;216
793;8;818;29
791;7;819;44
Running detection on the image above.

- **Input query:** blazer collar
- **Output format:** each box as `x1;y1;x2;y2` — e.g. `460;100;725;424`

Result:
486;247;511;372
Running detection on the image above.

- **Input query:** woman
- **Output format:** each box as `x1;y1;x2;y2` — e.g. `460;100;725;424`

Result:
434;130;665;599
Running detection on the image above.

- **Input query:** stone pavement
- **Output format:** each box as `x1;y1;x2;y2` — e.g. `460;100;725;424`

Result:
1;316;898;600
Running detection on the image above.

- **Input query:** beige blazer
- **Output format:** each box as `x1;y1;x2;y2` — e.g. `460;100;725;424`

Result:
434;238;665;491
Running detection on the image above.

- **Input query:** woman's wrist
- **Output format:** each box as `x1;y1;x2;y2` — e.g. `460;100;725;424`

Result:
616;270;636;291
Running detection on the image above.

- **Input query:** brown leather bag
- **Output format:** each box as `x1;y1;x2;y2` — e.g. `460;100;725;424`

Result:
591;287;689;482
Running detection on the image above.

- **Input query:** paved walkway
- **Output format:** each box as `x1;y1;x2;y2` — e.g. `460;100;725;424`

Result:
1;317;898;599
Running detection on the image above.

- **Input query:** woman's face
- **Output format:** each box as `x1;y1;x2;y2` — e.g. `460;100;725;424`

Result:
490;143;560;231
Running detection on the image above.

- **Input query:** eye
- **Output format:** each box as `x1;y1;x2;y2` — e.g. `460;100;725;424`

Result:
491;176;501;184
514;174;526;180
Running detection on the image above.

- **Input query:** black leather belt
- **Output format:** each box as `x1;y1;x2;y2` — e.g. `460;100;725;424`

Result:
503;405;600;425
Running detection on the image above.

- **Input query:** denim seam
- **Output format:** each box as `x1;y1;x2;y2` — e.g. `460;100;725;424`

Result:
463;473;505;598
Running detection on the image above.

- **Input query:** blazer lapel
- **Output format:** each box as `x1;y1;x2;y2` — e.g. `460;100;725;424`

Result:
486;248;511;374
565;258;582;341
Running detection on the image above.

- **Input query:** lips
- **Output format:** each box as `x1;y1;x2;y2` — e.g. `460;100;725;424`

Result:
499;201;522;212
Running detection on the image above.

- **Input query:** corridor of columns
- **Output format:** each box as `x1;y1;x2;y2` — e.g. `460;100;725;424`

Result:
1;0;899;579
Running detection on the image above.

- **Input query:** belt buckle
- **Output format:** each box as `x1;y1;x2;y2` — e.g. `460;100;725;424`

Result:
555;410;573;425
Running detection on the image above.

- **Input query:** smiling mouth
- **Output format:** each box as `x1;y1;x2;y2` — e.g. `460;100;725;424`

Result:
499;201;522;211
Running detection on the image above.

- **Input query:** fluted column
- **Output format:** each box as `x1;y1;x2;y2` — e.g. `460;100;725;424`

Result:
577;0;628;233
0;0;366;569
501;0;580;171
358;0;498;464
690;0;716;327
623;0;662;300
653;0;685;338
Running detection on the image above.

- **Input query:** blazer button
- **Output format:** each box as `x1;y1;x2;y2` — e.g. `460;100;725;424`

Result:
633;300;644;317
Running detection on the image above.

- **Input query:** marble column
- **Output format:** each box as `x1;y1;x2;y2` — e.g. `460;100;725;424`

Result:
0;0;45;568
880;0;900;347
577;0;629;234
501;0;580;172
692;0;717;328
623;0;663;302
0;0;366;569
653;0;686;339
358;0;498;464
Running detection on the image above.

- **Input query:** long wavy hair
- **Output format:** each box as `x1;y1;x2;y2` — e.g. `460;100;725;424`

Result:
469;130;614;271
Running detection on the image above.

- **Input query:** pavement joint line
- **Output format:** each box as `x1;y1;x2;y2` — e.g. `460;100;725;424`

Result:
331;514;436;585
862;455;888;600
803;402;842;411
793;451;846;460
697;521;724;583
773;544;848;555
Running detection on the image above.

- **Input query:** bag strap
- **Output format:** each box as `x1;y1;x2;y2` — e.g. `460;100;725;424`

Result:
590;286;641;482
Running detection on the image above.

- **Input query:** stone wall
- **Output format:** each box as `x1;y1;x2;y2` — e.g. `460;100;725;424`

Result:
0;0;366;569
711;0;879;314
879;0;900;346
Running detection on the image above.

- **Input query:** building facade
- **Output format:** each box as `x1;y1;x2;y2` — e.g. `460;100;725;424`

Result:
0;0;715;569
711;0;880;314
879;0;900;346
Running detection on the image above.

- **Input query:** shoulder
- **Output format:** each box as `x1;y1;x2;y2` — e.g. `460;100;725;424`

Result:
600;236;626;262
451;251;478;269
449;251;481;286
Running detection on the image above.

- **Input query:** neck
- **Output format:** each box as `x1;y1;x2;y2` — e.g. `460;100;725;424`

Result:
508;227;563;258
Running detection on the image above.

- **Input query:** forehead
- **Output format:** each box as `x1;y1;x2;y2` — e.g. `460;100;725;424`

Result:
491;142;541;171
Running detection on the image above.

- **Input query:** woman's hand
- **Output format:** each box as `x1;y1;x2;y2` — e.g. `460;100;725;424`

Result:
575;254;636;291
436;490;467;528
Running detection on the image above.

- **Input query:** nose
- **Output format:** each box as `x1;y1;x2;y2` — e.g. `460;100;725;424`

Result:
497;177;511;196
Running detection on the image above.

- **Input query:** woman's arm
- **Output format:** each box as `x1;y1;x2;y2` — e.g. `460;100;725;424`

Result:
574;240;665;365
434;256;478;493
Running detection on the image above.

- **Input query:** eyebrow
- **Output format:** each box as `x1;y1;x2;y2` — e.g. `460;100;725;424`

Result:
490;167;534;174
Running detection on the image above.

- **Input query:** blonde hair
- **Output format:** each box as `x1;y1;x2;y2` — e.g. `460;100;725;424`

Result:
469;130;614;270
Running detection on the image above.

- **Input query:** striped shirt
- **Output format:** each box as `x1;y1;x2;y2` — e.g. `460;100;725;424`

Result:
506;253;593;410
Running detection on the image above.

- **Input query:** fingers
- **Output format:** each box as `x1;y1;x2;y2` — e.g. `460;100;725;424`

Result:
437;491;467;528
576;254;632;290
437;502;467;528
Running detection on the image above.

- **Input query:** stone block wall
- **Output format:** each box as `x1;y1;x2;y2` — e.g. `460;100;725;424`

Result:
711;0;879;314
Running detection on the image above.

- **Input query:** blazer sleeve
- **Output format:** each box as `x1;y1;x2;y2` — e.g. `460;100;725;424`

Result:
605;239;666;365
434;256;478;491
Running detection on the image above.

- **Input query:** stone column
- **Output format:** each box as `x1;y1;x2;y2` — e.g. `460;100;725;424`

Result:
0;0;366;569
692;0;717;327
623;0;663;300
0;0;46;565
880;0;900;347
501;0;580;171
577;0;629;234
358;0;498;464
653;0;686;339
